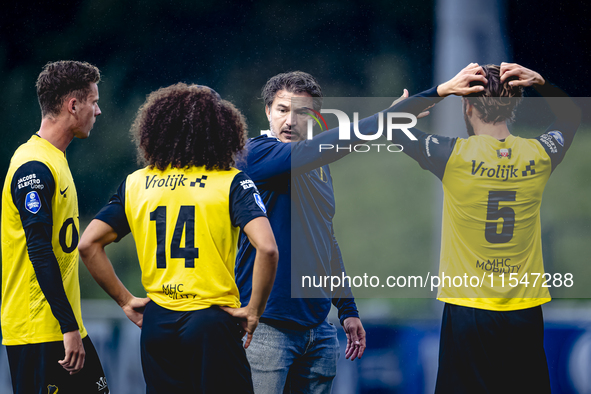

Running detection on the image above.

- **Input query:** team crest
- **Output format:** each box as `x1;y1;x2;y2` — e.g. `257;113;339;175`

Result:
253;193;267;213
25;191;41;214
47;385;58;394
496;148;512;159
548;130;564;146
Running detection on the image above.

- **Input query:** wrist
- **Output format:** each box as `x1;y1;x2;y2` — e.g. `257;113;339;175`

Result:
118;294;133;309
436;83;450;97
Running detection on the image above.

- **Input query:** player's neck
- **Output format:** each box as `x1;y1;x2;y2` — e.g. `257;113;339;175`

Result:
38;116;75;153
473;121;511;140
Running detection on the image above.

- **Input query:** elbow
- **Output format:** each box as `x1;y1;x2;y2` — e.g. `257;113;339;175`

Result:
77;237;94;262
259;243;279;265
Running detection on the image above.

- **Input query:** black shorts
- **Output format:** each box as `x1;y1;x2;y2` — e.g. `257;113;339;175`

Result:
6;335;109;394
141;301;253;394
435;303;550;394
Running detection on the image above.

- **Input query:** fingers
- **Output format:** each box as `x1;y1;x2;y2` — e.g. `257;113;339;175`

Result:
73;350;85;374
220;306;239;317
500;62;519;81
58;352;71;368
345;339;360;360
345;328;361;360
136;297;151;308
357;332;367;360
344;333;352;357
59;348;85;375
390;89;410;108
500;67;521;83
507;79;529;87
243;332;253;349
417;110;430;119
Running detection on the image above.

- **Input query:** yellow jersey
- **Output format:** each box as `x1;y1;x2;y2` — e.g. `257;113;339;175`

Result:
1;135;87;345
437;134;552;310
94;165;266;311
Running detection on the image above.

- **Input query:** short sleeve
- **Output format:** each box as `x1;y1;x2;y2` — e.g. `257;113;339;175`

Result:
94;179;131;241
11;161;55;228
229;172;268;229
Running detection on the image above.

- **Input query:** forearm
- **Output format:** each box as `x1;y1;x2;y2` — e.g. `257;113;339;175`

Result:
386;86;443;116
329;233;360;324
25;223;78;333
535;82;581;142
247;248;278;317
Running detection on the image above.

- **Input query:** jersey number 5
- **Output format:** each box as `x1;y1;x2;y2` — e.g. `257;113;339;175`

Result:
150;206;199;268
485;191;516;244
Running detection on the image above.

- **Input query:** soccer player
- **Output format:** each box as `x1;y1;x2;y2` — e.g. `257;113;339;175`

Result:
78;83;278;393
1;60;110;393
386;63;580;393
231;71;376;393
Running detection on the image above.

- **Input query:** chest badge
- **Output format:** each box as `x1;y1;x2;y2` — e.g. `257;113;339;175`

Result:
496;148;512;159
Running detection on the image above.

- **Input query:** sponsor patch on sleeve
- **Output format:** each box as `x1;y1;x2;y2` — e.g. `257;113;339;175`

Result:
25;191;42;214
548;130;565;146
253;193;266;214
240;179;256;190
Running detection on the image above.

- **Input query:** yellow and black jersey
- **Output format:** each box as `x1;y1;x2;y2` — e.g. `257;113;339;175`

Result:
95;165;267;311
1;135;86;345
389;85;579;311
438;134;553;310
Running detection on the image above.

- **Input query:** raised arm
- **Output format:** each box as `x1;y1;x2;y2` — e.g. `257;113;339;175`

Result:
385;63;491;180
499;62;581;170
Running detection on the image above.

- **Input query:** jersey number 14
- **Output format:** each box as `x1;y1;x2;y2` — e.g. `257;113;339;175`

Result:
149;206;199;268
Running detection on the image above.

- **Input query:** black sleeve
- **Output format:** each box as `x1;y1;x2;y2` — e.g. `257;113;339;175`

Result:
11;162;78;333
385;87;457;180
329;230;360;325
533;83;581;171
24;223;79;333
94;179;131;242
229;172;268;229
11;161;55;227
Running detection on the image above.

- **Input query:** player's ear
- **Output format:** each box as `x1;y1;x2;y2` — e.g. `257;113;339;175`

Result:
67;97;77;115
462;98;473;115
265;105;271;121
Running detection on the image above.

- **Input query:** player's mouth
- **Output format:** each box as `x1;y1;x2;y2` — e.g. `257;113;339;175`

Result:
281;129;302;141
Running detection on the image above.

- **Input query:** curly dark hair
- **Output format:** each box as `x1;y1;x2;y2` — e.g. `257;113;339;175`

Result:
262;71;323;110
465;64;523;124
131;83;247;171
36;60;101;118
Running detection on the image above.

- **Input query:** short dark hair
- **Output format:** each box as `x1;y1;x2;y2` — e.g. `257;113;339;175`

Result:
36;60;101;118
466;64;523;124
131;83;247;171
262;71;323;110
